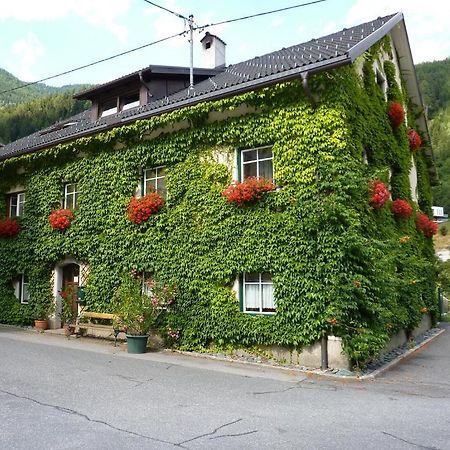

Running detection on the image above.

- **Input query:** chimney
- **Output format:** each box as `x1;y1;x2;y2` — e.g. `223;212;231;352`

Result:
200;32;226;68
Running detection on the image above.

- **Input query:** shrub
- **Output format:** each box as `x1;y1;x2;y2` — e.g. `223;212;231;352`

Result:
440;225;448;236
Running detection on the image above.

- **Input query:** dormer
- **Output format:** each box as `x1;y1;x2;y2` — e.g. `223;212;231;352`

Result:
74;65;224;121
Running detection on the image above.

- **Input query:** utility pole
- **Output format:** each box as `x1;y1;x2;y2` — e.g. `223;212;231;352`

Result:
188;14;194;90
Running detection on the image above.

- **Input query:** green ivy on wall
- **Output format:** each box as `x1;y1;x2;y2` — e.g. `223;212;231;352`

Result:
0;39;436;367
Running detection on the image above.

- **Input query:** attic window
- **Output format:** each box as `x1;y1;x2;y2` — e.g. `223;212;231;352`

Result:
100;99;118;117
205;41;211;49
121;93;140;111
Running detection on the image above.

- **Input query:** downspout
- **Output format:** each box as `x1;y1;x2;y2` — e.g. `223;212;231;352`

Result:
301;71;315;106
321;335;328;370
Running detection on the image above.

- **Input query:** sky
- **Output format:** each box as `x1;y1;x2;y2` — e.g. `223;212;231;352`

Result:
0;0;449;88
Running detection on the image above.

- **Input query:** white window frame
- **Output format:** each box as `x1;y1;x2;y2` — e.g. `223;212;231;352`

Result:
242;272;276;315
64;183;79;209
240;146;273;182
20;273;29;304
9;192;26;217
143;166;166;197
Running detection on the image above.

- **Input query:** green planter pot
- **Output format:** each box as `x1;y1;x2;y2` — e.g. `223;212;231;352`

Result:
126;334;149;354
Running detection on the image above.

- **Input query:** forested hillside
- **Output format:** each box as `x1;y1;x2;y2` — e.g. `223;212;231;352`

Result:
416;58;450;213
0;68;89;145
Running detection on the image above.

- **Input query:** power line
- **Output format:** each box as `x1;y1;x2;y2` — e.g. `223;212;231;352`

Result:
195;0;326;30
142;0;188;20
0;30;186;96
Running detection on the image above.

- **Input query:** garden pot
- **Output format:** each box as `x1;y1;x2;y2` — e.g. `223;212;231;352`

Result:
126;334;149;354
63;324;75;336
34;319;48;331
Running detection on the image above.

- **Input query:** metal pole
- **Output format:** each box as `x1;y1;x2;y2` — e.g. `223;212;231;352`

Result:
321;335;328;370
189;14;194;90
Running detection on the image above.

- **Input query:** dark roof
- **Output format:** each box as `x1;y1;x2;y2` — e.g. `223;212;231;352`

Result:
0;13;404;161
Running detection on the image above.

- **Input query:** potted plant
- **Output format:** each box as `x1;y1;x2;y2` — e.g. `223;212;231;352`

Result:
34;299;55;332
112;273;156;353
60;286;77;336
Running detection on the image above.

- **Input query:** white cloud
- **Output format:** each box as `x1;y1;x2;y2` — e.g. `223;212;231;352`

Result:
271;17;284;28
0;0;131;42
8;33;44;81
346;0;450;63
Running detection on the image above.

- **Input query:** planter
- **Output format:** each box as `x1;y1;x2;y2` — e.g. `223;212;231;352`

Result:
34;319;48;332
126;334;149;353
63;324;75;336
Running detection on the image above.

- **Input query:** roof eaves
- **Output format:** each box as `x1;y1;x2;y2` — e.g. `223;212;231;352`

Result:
347;12;403;62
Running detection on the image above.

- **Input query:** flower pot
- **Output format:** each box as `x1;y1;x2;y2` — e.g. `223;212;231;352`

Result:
63;324;75;336
34;319;48;332
126;334;148;353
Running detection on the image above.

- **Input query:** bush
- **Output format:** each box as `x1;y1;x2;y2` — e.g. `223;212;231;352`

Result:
440;225;448;236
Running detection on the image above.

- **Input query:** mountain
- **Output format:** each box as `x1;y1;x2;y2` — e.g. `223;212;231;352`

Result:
416;58;450;214
0;68;90;145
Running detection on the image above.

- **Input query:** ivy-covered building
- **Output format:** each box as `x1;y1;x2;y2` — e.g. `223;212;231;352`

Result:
0;13;437;368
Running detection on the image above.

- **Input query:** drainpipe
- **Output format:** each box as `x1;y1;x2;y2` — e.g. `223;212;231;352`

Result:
321;335;328;370
301;71;315;106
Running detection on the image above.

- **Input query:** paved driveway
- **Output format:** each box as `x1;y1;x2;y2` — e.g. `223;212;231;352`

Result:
1;324;449;449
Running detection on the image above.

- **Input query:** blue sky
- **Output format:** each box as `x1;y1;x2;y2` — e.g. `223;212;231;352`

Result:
0;0;448;87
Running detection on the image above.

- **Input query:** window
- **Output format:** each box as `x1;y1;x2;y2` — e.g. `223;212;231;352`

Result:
240;146;273;181
100;99;118;117
242;272;275;314
64;183;79;209
376;68;387;98
8;192;25;217
14;274;30;304
121;93;140;111
143;166;166;198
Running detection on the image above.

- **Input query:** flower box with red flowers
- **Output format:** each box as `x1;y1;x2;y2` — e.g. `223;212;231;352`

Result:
408;129;422;151
391;198;413;218
127;191;165;224
48;209;74;231
369;180;390;209
415;212;438;238
222;177;276;206
0;218;21;238
388;101;405;129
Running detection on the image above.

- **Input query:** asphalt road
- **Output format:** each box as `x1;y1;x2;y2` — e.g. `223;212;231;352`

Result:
1;324;450;450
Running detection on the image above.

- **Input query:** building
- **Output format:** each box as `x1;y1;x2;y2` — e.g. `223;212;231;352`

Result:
0;13;437;369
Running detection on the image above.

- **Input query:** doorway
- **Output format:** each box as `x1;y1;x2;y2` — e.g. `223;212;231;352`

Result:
62;263;79;320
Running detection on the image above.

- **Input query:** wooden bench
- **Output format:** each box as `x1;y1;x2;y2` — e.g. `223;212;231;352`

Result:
75;311;124;345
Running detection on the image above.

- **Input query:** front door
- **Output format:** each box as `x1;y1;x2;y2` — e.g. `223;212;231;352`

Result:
62;263;79;319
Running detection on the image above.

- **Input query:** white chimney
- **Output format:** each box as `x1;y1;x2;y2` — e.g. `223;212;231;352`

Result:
200;32;226;68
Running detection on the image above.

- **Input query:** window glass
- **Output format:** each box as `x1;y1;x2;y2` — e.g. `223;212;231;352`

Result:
64;183;79;209
241;146;273;181
144;166;166;198
244;284;259;312
243;272;275;314
242;149;257;162
21;274;29;304
8;192;25;217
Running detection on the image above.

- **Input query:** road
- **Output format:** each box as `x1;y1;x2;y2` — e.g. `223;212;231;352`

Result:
1;324;450;449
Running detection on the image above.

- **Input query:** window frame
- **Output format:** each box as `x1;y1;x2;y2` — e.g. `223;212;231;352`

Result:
238;145;273;182
8;192;26;217
63;182;79;210
142;166;166;198
240;272;276;315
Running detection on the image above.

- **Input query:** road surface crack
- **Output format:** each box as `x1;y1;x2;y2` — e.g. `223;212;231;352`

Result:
1;389;178;447
178;418;256;445
382;431;442;450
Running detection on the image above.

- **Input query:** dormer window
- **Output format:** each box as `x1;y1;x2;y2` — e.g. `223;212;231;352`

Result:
100;99;118;118
121;93;140;111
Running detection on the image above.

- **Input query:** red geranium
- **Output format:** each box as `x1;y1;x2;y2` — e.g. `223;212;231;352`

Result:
369;180;390;209
391;198;413;218
415;212;438;238
48;209;74;231
127;191;165;224
222;177;276;206
0;218;21;237
388;101;405;129
408;129;422;151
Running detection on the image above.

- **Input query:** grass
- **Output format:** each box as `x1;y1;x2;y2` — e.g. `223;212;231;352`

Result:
433;220;450;252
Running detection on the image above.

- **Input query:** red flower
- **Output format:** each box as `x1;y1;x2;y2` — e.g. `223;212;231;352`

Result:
127;191;165;224
388;101;405;129
369;180;390;209
48;209;74;231
222;177;276;206
408;129;422;151
391;199;413;218
0;218;21;237
415;212;438;238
